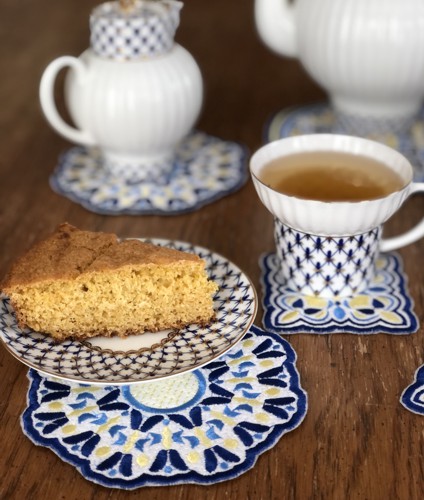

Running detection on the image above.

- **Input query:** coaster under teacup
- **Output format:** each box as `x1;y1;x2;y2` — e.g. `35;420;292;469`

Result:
49;131;248;216
260;252;418;334
266;102;424;181
401;364;424;415
21;325;307;489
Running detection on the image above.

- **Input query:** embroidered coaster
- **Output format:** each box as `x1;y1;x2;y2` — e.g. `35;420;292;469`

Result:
49;131;248;216
265;103;424;181
401;365;424;415
260;252;418;334
21;325;307;488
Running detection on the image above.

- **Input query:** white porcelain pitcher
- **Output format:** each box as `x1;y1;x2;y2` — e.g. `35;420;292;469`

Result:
40;1;202;181
255;0;424;122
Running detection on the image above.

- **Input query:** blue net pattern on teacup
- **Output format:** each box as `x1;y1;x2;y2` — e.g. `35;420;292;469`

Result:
274;221;381;297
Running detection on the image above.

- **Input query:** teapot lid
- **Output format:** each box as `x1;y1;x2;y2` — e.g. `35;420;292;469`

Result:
90;0;183;61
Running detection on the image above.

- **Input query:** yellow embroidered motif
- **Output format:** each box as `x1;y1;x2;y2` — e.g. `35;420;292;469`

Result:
229;355;253;366
162;426;172;450
73;386;101;394
281;311;300;322
123;431;141;453
380;311;403;324
260;360;275;368
62;424;77;434
227;377;256;384
313;310;327;319
194;427;213;447
266;388;280;396
186;451;201;464
98;415;121;433
95;446;111;457
232;397;261;407
136;454;150;467
255;413;271;423
70;405;97;417
224;439;239;449
209;410;236;426
303;296;327;308
349;295;370;308
48;402;63;410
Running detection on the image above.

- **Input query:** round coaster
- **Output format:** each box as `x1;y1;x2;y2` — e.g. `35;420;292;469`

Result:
49;131;248;215
21;325;307;488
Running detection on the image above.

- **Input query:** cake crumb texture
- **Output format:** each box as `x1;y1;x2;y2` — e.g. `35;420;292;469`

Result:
1;223;218;341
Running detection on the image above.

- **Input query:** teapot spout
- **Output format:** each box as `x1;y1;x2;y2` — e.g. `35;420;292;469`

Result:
254;0;298;58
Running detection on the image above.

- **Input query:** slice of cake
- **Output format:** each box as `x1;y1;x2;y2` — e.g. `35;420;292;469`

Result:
1;223;218;341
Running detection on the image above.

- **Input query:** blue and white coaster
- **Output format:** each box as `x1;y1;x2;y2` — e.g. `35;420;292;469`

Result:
401;365;424;415
49;131;248;216
260;252;418;334
266;103;424;181
21;325;307;489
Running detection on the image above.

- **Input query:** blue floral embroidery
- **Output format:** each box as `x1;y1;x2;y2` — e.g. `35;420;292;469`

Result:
50;131;248;216
401;365;424;415
21;326;307;488
261;252;418;334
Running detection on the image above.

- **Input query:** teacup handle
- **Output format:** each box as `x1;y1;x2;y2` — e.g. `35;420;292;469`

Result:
39;56;95;146
380;182;424;252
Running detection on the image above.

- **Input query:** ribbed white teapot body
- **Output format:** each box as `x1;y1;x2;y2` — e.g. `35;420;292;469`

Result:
255;0;424;120
64;46;202;164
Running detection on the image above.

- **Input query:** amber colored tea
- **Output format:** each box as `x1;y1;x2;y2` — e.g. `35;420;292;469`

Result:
259;151;405;202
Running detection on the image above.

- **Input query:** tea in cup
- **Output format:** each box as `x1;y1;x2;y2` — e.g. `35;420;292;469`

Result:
250;134;424;298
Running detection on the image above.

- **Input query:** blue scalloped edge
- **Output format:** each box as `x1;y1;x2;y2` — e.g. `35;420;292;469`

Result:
49;135;249;217
260;252;419;335
20;325;307;489
263;102;327;144
401;364;424;415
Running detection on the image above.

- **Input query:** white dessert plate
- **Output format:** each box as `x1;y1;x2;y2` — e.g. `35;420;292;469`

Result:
0;239;257;386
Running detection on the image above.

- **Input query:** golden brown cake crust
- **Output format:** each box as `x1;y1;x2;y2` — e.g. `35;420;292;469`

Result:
1;223;116;289
88;239;200;272
1;223;217;341
1;223;200;289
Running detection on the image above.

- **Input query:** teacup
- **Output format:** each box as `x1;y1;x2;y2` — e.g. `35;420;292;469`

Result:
250;134;424;298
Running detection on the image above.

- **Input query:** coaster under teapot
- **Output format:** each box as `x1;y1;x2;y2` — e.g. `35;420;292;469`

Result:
49;131;248;215
255;0;424;126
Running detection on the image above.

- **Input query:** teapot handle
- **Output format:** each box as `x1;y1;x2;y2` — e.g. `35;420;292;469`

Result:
39;56;95;146
380;183;424;252
254;0;298;58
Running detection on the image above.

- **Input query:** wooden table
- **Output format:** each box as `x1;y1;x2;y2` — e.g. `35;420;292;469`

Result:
1;1;424;498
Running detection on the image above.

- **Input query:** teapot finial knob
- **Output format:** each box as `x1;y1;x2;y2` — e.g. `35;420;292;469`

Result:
119;0;136;12
90;0;183;61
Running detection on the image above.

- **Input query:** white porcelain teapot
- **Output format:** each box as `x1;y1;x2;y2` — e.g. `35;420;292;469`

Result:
255;0;424;123
40;0;202;181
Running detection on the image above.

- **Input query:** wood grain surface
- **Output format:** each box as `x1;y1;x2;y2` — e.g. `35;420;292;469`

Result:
1;1;424;499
